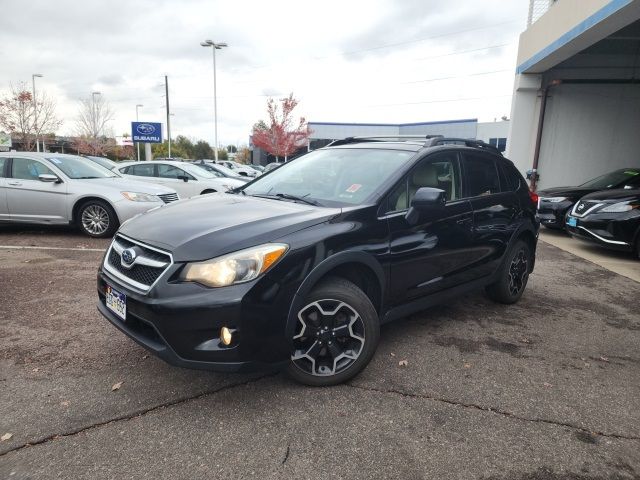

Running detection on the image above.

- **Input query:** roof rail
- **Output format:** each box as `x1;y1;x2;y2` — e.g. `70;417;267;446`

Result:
327;135;435;147
424;136;502;155
326;135;502;155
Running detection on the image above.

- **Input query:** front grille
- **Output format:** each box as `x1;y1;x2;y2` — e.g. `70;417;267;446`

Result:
573;200;601;217
104;235;172;291
158;193;179;203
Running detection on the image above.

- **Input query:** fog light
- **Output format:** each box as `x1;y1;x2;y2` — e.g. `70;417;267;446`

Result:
220;327;233;346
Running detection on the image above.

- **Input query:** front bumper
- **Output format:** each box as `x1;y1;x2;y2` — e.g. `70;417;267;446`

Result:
537;201;573;229
97;268;292;372
112;199;164;225
565;212;637;252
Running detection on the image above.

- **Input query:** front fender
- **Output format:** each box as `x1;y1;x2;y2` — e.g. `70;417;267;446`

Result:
284;250;385;342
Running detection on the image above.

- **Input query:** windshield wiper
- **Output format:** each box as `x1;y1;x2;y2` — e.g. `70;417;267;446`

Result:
274;193;321;206
250;193;321;206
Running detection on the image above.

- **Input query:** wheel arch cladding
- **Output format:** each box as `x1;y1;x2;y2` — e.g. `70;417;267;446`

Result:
285;251;385;342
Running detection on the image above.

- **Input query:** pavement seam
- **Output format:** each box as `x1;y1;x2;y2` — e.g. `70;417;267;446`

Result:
0;245;106;252
0;372;278;457
281;444;291;465
347;383;640;441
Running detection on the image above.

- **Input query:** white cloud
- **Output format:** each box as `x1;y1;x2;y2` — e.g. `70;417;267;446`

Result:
0;0;529;147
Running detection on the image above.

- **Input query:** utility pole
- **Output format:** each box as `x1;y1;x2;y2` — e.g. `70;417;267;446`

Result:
135;104;143;161
32;74;43;152
165;75;171;158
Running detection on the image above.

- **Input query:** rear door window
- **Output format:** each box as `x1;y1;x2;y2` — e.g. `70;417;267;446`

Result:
128;164;156;177
462;153;501;197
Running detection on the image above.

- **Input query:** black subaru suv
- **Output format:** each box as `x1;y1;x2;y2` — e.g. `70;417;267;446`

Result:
97;137;539;386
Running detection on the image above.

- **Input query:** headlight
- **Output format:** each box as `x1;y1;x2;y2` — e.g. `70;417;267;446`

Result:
180;243;288;287
541;197;568;203
121;191;161;202
601;202;637;213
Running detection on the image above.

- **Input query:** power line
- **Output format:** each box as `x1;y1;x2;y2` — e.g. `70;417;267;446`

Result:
403;69;511;84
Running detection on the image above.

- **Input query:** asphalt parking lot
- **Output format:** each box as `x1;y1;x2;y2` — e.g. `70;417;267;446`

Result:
1;227;639;480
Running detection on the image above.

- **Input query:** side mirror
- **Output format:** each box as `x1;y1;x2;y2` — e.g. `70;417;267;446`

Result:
177;175;189;182
405;187;446;224
39;174;60;183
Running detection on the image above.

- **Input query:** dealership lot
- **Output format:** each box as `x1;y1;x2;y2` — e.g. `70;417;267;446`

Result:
1;228;639;479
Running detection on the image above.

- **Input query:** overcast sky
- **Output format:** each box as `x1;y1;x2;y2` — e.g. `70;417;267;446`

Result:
0;0;529;147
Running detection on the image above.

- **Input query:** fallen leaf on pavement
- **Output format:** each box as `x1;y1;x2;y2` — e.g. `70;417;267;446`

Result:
463;363;472;369
599;356;609;363
390;353;396;357
543;382;553;388
60;401;70;407
398;360;408;367
111;381;123;391
1;433;12;442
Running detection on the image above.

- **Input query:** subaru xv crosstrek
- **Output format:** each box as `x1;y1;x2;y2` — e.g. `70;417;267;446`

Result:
97;137;539;386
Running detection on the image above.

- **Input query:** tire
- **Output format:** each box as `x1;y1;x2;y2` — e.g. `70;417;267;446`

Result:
286;277;380;386
485;239;532;304
77;200;119;238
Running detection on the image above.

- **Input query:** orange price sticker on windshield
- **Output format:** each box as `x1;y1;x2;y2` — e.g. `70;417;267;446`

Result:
346;184;362;193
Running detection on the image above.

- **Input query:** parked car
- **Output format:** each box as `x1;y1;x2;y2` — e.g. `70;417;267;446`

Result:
216;160;259;177
264;162;284;173
248;164;265;173
117;160;245;198
0;152;180;237
97;137;538;386
190;160;249;182
537;168;640;230
84;155;118;171
566;188;640;258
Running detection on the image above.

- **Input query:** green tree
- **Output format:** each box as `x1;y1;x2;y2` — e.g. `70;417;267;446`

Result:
151;140;190;159
174;135;195;158
226;144;237;153
193;140;214;159
217;148;228;160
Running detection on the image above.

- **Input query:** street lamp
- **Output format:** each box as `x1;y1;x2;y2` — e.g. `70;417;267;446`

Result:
200;39;228;161
91;91;101;140
136;104;143;161
32;74;43;152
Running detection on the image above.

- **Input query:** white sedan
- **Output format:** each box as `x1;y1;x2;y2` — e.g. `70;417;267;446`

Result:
117;160;245;198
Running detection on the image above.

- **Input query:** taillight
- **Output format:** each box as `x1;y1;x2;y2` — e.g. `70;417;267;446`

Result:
529;190;539;206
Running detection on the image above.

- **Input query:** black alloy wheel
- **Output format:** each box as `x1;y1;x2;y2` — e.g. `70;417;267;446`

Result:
485;240;531;304
287;278;379;386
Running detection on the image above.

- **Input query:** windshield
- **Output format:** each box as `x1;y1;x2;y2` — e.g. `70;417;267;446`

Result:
46;155;118;179
242;148;414;206
87;156;116;170
580;169;640;189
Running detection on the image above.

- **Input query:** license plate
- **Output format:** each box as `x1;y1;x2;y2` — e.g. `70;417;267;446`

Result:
106;284;126;321
566;216;578;227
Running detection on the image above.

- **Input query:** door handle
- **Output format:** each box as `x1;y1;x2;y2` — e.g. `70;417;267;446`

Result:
7;182;22;186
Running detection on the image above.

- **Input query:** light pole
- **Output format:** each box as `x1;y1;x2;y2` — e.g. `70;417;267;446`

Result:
32;74;43;152
200;39;227;161
91;91;101;139
136;104;143;161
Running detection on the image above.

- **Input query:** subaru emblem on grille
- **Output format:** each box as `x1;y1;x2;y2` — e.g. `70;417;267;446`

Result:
578;203;585;211
122;248;137;265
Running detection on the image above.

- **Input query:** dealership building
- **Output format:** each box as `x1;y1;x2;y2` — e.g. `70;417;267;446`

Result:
508;0;640;190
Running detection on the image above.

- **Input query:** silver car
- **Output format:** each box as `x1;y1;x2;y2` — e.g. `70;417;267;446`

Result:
0;152;180;238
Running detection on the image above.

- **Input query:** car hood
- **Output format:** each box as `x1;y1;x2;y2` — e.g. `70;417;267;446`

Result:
579;188;640;203
82;177;176;195
537;186;598;200
118;193;341;261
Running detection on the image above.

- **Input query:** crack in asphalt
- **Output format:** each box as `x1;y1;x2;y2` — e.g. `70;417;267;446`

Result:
0;373;278;457
281;444;291;465
346;383;640;442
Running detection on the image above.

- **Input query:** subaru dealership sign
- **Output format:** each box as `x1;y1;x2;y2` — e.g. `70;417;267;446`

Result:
131;122;162;143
